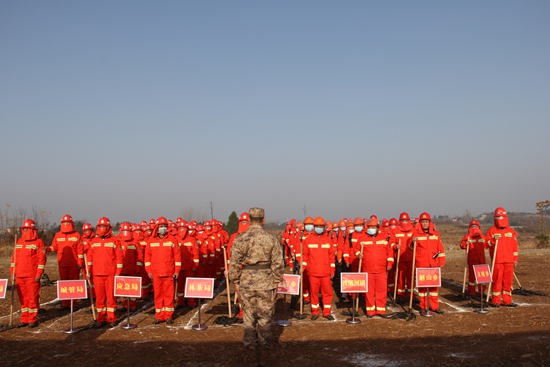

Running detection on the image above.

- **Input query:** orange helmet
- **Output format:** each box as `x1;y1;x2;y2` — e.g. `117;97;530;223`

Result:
366;218;380;227
353;217;363;225
304;216;314;225
338;219;346;227
313;216;325;226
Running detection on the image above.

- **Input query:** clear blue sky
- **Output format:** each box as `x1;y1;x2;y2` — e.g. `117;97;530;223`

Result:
1;1;549;225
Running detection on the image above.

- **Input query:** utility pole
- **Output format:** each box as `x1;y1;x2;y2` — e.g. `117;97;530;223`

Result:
208;201;215;220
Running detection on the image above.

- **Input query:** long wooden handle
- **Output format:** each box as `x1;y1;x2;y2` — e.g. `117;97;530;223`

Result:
393;240;401;300
354;243;365;312
10;235;17;326
408;240;417;311
299;239;304;315
513;271;522;289
486;238;499;303
222;247;232;318
462;241;470;294
83;253;97;321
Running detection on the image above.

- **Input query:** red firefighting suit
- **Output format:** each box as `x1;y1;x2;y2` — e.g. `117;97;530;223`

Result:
302;232;335;316
408;214;446;311
145;221;182;321
119;225;142;310
177;227;199;307
48;217;84;307
355;230;395;316
393;218;415;301
460;221;487;296
88;221;123;323
486;208;518;306
11;221;46;324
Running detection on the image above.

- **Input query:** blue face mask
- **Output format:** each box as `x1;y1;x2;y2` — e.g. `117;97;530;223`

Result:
367;228;377;236
340;226;346;231
334;228;339;232
305;224;314;232
314;227;324;235
354;226;364;232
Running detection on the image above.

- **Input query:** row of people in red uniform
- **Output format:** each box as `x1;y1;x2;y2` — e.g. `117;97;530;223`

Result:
9;214;230;328
279;206;518;318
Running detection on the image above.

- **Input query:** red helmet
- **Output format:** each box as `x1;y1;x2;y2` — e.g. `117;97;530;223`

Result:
61;214;73;223
196;224;205;232
141;220;148;226
133;224;142;232
97;217;111;226
389;218;398;227
239;212;250;222
419;212;431;221
156;216;168;226
494;207;507;217
177;220;188;228
120;222;132;231
149;218;156;225
142;224;151;232
22;219;36;229
82;222;93;231
382;219;389;228
469;219;480;227
205;220;212;227
399;212;410;221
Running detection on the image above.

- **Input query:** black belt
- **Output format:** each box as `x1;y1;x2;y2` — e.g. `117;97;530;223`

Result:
242;264;270;270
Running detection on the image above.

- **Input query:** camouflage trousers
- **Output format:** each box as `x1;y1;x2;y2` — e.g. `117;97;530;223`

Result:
241;289;275;349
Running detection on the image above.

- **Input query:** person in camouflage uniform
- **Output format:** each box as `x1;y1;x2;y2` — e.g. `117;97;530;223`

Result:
229;207;284;367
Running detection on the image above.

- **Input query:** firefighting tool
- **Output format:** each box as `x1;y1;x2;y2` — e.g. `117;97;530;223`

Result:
455;241;470;301
346;243;365;324
294;238;307;320
222;246;232;318
83;253;97;321
511;272;548;297
406;239;417;322
392;239;401;301
486;238;499;303
9;235;17;327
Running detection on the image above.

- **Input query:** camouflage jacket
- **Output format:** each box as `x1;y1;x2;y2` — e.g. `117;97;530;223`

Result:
228;224;284;290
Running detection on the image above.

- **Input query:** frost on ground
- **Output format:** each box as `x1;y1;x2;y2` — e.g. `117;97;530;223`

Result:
340;353;406;367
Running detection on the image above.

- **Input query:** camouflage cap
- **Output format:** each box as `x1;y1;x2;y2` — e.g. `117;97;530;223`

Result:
249;207;265;219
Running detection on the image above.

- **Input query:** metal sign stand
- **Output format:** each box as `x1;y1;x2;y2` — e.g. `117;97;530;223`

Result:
63;299;79;334
474;283;490;314
278;294;291;327
192;299;207;331
121;298;137;329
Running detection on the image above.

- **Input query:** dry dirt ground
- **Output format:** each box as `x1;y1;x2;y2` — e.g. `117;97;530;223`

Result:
1;249;549;367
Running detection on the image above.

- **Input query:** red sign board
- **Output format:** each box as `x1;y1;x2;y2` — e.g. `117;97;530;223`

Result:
416;268;442;288
473;264;492;284
184;278;215;299
341;273;368;293
114;276;142;298
57;280;88;300
0;279;7;299
277;274;300;295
